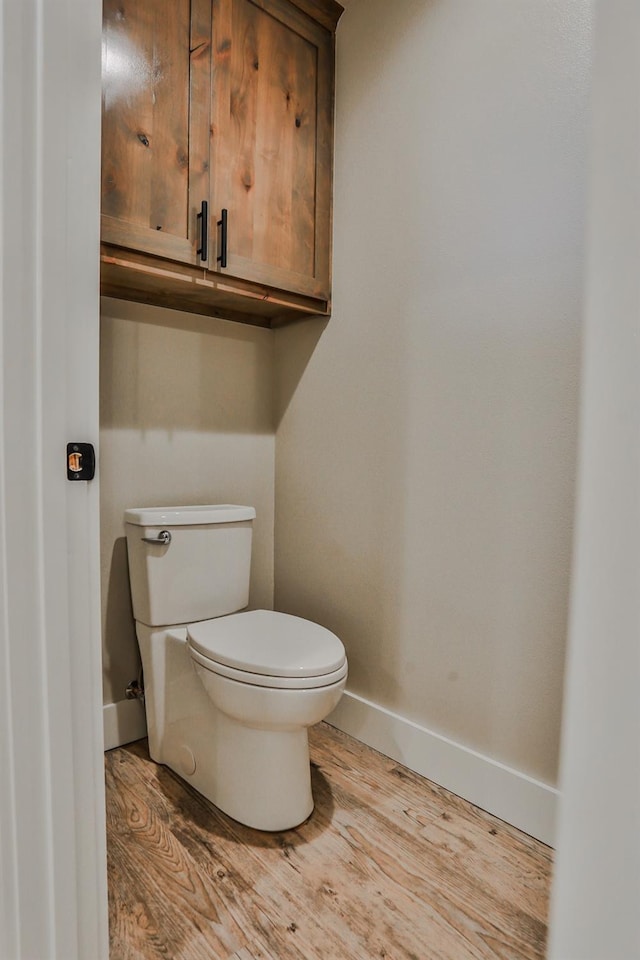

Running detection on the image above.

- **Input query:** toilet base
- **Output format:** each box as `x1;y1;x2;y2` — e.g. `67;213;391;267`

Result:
137;624;343;831
177;711;314;831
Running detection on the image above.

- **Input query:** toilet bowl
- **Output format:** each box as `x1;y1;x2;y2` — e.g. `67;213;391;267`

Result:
125;505;347;831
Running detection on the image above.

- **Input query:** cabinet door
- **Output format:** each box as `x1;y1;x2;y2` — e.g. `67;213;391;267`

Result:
210;0;333;299
101;0;211;265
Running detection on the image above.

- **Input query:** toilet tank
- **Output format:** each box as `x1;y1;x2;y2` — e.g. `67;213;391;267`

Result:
124;504;256;627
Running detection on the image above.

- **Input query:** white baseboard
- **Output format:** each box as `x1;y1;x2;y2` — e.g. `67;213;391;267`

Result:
327;690;558;847
103;689;557;844
103;698;147;752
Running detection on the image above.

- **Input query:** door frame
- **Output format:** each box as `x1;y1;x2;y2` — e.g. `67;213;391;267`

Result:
0;0;108;957
548;0;640;955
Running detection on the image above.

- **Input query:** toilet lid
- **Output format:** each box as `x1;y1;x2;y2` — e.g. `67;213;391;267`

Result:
187;610;346;679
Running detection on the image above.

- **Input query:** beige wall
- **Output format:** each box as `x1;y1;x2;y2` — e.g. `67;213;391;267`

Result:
100;298;274;705
274;0;592;785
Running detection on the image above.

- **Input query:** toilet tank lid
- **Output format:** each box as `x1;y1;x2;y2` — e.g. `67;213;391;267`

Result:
124;504;256;526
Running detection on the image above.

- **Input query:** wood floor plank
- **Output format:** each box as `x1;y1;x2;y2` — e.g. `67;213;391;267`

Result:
106;723;553;960
106;763;246;959
309;727;550;936
306;729;548;957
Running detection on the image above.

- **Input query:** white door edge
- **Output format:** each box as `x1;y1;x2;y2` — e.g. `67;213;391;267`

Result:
0;1;108;958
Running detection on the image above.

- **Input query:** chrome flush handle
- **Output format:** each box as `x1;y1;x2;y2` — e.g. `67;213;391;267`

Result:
141;530;172;546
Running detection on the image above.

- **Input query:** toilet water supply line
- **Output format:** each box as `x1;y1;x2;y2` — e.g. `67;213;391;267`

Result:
125;671;145;702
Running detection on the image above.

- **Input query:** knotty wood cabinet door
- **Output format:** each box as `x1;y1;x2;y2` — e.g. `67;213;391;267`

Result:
101;0;211;266
209;0;334;300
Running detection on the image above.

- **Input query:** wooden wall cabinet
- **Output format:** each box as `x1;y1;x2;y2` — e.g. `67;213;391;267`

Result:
100;0;343;328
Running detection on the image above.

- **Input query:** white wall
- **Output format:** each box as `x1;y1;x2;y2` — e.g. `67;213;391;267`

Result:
100;298;275;708
275;0;592;789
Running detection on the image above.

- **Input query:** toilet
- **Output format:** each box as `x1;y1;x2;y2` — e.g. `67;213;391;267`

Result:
124;504;347;831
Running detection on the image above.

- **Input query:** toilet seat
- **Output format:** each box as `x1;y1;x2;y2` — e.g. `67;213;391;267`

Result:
187;609;347;689
189;644;348;689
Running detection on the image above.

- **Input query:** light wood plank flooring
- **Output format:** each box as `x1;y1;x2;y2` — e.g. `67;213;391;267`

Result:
106;723;552;960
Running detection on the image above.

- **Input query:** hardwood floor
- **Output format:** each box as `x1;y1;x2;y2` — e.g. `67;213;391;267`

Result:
105;723;552;960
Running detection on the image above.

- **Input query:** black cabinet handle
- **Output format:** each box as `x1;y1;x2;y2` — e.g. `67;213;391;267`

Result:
217;209;228;269
197;200;208;262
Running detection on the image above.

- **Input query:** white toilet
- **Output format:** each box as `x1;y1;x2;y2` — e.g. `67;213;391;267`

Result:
124;504;347;831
